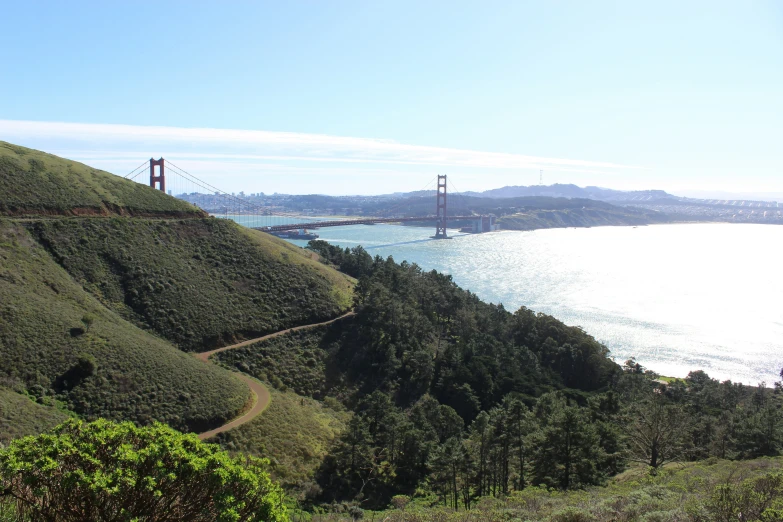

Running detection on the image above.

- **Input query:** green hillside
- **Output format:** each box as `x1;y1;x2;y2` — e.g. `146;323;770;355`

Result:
29;217;353;351
0;141;203;217
0;220;250;432
0;386;69;445
0;143;354;442
216;387;350;489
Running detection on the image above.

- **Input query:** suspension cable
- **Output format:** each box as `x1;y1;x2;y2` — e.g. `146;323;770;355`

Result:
124;160;149;179
165;161;270;213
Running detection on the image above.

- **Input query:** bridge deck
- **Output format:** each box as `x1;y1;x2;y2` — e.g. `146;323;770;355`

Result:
255;215;478;232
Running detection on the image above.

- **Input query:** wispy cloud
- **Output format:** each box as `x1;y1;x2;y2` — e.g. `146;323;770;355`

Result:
0;119;642;193
0;120;640;170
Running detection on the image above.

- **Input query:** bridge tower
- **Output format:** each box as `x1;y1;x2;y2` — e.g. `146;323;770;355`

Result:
150;158;165;192
434;174;448;239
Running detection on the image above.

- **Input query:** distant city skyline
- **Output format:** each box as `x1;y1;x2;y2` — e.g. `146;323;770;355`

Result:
1;1;781;197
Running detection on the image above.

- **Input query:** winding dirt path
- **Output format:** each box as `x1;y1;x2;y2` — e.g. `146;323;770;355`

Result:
195;311;355;440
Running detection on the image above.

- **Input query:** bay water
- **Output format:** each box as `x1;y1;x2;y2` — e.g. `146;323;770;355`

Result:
233;217;782;385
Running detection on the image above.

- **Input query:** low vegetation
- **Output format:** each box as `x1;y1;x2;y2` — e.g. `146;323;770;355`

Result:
216;386;350;493
0;141;203;217
0;220;250;432
216;325;338;399
29;217;353;351
0;419;287;522
0;385;69;445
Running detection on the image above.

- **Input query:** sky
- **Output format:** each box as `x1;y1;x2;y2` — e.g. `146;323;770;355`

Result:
1;1;781;197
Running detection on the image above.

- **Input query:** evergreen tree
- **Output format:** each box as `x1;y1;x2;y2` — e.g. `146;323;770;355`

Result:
530;393;605;489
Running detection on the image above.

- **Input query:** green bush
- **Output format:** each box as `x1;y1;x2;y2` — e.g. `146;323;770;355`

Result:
0;419;287;522
548;506;597;522
707;472;783;522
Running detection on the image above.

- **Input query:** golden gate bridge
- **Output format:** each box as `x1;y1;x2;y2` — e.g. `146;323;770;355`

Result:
124;158;496;239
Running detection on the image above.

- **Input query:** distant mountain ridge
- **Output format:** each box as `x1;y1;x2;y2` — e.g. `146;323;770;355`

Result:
455;183;779;208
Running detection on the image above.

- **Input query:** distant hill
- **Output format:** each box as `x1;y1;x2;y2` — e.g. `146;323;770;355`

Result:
0;142;354;436
460;183;676;202
0;141;203;217
347;193;667;230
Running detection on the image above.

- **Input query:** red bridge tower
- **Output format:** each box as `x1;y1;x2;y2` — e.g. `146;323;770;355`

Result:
434;174;448;239
150;158;165;192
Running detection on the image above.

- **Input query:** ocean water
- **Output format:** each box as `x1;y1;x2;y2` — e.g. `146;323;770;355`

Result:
243;219;782;385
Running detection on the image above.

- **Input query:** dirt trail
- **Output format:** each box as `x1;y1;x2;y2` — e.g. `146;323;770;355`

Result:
196;311;355;440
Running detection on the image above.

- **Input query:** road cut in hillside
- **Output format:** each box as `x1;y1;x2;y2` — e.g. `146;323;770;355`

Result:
195;311;355;440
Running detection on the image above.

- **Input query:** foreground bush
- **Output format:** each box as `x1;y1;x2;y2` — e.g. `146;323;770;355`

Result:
0;419;287;522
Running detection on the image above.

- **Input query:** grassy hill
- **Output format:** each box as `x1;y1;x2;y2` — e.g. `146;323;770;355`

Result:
0;141;203;217
0;386;69;445
0;220;251;432
29;217;353;351
216;386;350;490
0;142;355;439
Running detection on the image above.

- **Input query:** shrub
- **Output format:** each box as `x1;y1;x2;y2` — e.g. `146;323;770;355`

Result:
391;494;411;510
347;505;364;520
0;419;287;522
707;472;783;522
548;506;597;522
639;510;689;522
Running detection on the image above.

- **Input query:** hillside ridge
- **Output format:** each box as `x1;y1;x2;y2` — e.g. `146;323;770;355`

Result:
0;142;355;440
0;141;204;218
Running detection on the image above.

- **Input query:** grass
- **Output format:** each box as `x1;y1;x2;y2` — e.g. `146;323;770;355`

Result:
29;217;353;351
656;376;685;384
0;386;69;445
215;386;350;490
0;141;204;217
0;220;250;433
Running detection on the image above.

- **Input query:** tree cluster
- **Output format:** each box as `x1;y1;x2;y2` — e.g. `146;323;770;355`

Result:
300;242;783;509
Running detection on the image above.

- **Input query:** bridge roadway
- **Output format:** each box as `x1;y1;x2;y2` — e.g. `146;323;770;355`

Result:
255;215;479;232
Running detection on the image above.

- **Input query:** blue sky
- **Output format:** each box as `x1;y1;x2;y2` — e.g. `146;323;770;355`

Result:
1;1;781;196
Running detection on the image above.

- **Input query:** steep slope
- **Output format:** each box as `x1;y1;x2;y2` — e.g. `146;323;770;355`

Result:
0;142;355;442
0;141;203;217
215;387;350;489
0;386;70;445
0;220;251;432
29;218;353;351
